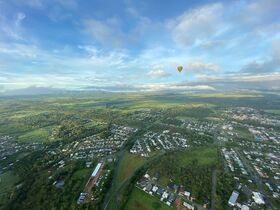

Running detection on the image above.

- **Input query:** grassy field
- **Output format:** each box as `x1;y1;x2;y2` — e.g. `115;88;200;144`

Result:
72;168;92;180
264;109;280;115
116;152;146;188
124;187;175;210
234;126;254;140
177;146;218;166
18;126;53;142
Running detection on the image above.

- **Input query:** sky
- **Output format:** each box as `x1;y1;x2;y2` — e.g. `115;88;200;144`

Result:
0;0;279;92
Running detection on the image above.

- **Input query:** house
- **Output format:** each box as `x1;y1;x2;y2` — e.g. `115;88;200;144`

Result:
203;199;210;209
228;191;239;206
86;161;92;168
145;183;153;192
173;184;179;193
242;185;252;197
167;182;173;189
156;187;164;196
241;205;249;210
138;179;149;188
152;185;158;193
183;202;194;210
168;193;176;204
77;192;87;204
161;191;169;201
168;182;178;191
252;192;265;205
144;173;150;179
184;191;191;199
152;172;160;181
53;180;64;188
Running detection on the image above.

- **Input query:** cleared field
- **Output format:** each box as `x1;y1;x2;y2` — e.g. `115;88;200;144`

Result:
234;126;254;140
124;187;175;210
116;152;145;187
72;168;92;180
18;126;53;142
178;147;218;166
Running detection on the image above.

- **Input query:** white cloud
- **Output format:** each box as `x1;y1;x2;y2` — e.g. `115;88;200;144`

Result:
147;69;170;78
238;0;280;26
167;3;224;46
78;45;129;68
187;61;220;73
241;58;280;73
0;43;37;58
1;0;280;91
0;12;26;40
15;12;26;26
193;72;280;90
196;72;280;82
167;0;280;48
141;83;215;92
84;19;125;48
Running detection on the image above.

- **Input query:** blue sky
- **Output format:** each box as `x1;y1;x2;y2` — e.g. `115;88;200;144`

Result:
0;0;279;92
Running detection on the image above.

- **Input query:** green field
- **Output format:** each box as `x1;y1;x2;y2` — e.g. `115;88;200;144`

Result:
124;187;175;210
72;168;92;180
18;126;53;142
264;109;280;115
234;126;254;140
177;146;218;166
116;152;146;187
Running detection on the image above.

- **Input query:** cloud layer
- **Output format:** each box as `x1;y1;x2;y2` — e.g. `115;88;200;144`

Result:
0;0;279;92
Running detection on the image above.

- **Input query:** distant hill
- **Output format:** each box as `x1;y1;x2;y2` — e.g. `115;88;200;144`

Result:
0;87;67;96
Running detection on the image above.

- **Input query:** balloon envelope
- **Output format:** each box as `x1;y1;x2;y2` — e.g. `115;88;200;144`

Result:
177;66;183;72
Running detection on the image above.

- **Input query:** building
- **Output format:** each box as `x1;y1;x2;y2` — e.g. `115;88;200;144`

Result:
91;162;102;177
241;205;249;210
152;185;158;193
228;191;239;206
252;192;265;205
183;202;194;210
77;192;87;204
184;191;191;199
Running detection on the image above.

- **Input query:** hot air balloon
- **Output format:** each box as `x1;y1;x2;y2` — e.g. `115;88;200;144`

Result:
177;66;183;72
